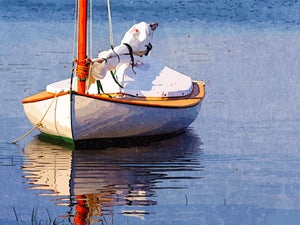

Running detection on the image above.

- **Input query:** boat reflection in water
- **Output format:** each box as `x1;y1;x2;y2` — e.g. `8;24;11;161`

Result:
22;129;203;224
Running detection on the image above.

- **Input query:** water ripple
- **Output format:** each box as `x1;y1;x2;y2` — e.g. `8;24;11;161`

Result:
21;130;203;221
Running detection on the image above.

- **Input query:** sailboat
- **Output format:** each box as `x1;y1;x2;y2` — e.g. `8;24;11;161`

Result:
21;0;205;143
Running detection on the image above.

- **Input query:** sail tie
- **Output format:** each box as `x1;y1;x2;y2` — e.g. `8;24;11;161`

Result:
123;43;136;74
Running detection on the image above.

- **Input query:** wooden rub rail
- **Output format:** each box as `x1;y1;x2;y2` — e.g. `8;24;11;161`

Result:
22;91;69;103
22;81;205;108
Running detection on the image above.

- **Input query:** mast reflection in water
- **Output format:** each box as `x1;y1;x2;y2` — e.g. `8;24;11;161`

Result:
22;129;203;224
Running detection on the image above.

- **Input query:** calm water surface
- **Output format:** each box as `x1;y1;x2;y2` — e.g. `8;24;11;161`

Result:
0;0;299;224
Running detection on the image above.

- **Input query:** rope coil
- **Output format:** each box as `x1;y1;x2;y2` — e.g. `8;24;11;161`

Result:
74;58;91;81
76;64;90;81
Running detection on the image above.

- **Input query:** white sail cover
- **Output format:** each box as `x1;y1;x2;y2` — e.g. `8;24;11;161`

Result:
89;56;193;97
46;22;193;97
46;56;193;98
91;22;155;80
99;22;154;59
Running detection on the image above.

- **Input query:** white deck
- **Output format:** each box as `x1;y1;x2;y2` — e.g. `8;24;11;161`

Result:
46;56;193;97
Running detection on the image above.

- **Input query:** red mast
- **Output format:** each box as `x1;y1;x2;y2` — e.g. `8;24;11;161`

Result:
77;0;88;94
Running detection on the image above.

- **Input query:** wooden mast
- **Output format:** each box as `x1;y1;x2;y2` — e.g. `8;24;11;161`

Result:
77;0;88;94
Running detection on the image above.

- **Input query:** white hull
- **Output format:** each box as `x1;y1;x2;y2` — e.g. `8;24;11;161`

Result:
23;78;205;142
72;94;202;140
23;92;202;141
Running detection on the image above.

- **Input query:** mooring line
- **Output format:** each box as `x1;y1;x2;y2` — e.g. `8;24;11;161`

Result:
12;91;61;143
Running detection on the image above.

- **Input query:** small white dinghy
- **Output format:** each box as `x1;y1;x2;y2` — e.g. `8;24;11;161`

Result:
20;0;205;144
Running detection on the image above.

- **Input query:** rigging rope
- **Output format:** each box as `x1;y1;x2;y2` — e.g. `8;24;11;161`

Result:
107;0;114;48
70;0;78;94
73;0;78;61
90;0;93;57
106;0;122;92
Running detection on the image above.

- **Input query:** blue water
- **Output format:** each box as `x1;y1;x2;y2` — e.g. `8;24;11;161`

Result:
0;0;299;224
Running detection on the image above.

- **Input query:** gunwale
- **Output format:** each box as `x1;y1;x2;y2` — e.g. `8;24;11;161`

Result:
23;82;205;109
